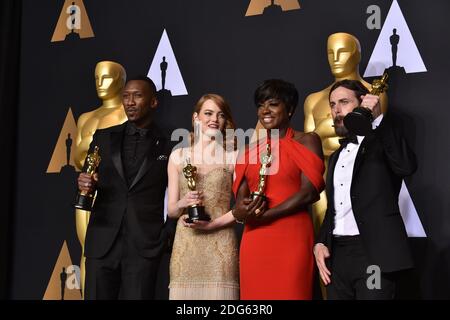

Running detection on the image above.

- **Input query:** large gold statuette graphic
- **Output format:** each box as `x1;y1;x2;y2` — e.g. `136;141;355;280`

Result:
344;71;389;136
74;146;100;210
74;60;126;299
182;160;210;223
251;137;272;203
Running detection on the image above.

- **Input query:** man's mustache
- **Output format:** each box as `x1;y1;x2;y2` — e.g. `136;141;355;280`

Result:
332;115;345;127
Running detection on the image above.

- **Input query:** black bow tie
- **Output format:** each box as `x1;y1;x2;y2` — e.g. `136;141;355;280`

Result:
127;124;149;137
339;134;358;148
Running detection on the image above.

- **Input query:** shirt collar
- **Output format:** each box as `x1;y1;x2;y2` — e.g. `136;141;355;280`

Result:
126;122;151;137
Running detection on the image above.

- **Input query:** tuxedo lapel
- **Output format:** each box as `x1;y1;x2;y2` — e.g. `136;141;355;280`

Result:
326;148;342;206
110;125;126;184
352;133;376;177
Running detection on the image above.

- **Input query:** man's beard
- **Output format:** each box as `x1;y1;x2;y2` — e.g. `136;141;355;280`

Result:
333;115;349;137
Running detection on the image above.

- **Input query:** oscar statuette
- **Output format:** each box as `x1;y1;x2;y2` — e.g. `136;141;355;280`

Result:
182;159;210;223
344;71;389;136
74;146;101;211
250;134;272;205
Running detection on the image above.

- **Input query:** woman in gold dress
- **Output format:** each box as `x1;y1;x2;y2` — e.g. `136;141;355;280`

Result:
167;94;239;300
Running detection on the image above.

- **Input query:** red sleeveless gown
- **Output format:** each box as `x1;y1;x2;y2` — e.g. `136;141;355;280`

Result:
233;128;325;300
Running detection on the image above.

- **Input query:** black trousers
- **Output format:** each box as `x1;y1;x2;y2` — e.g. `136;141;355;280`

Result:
326;236;397;300
85;224;162;300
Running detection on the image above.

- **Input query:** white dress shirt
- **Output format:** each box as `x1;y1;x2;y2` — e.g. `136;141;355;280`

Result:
333;114;384;236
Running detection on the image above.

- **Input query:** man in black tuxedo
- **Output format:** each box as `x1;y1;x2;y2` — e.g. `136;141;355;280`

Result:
77;76;173;299
314;79;417;300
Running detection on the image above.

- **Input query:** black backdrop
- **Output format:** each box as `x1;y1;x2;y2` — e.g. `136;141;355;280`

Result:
6;0;450;299
0;0;21;300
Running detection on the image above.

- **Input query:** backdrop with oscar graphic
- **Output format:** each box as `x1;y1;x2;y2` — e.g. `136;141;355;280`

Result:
11;0;450;299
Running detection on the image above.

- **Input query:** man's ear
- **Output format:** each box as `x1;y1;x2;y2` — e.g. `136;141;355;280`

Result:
150;97;158;109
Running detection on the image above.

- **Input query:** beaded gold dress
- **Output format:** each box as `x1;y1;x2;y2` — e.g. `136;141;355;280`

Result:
169;165;239;300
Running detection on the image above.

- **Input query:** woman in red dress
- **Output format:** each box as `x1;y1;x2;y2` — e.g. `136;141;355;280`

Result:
233;79;325;300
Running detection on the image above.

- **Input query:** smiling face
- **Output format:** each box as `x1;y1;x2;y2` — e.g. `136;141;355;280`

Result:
193;99;227;137
257;98;291;131
122;80;157;128
254;79;298;133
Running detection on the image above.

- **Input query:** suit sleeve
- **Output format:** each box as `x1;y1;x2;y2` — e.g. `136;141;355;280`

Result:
315;154;335;247
316;207;332;246
374;113;417;177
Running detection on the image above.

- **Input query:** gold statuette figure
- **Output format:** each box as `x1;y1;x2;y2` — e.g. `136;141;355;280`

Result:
182;159;210;223
74;146;101;210
344;71;389;136
73;61;127;298
371;72;389;95
74;61;127;169
251;139;272;203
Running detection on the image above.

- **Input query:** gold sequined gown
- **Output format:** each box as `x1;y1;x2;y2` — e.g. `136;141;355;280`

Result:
169;166;239;300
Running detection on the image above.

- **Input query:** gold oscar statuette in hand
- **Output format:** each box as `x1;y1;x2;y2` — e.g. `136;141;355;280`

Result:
344;71;389;136
182;159;209;223
250;138;272;202
74;146;101;211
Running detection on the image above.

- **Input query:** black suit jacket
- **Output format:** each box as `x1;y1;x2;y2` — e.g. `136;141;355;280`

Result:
317;113;417;273
84;122;173;259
